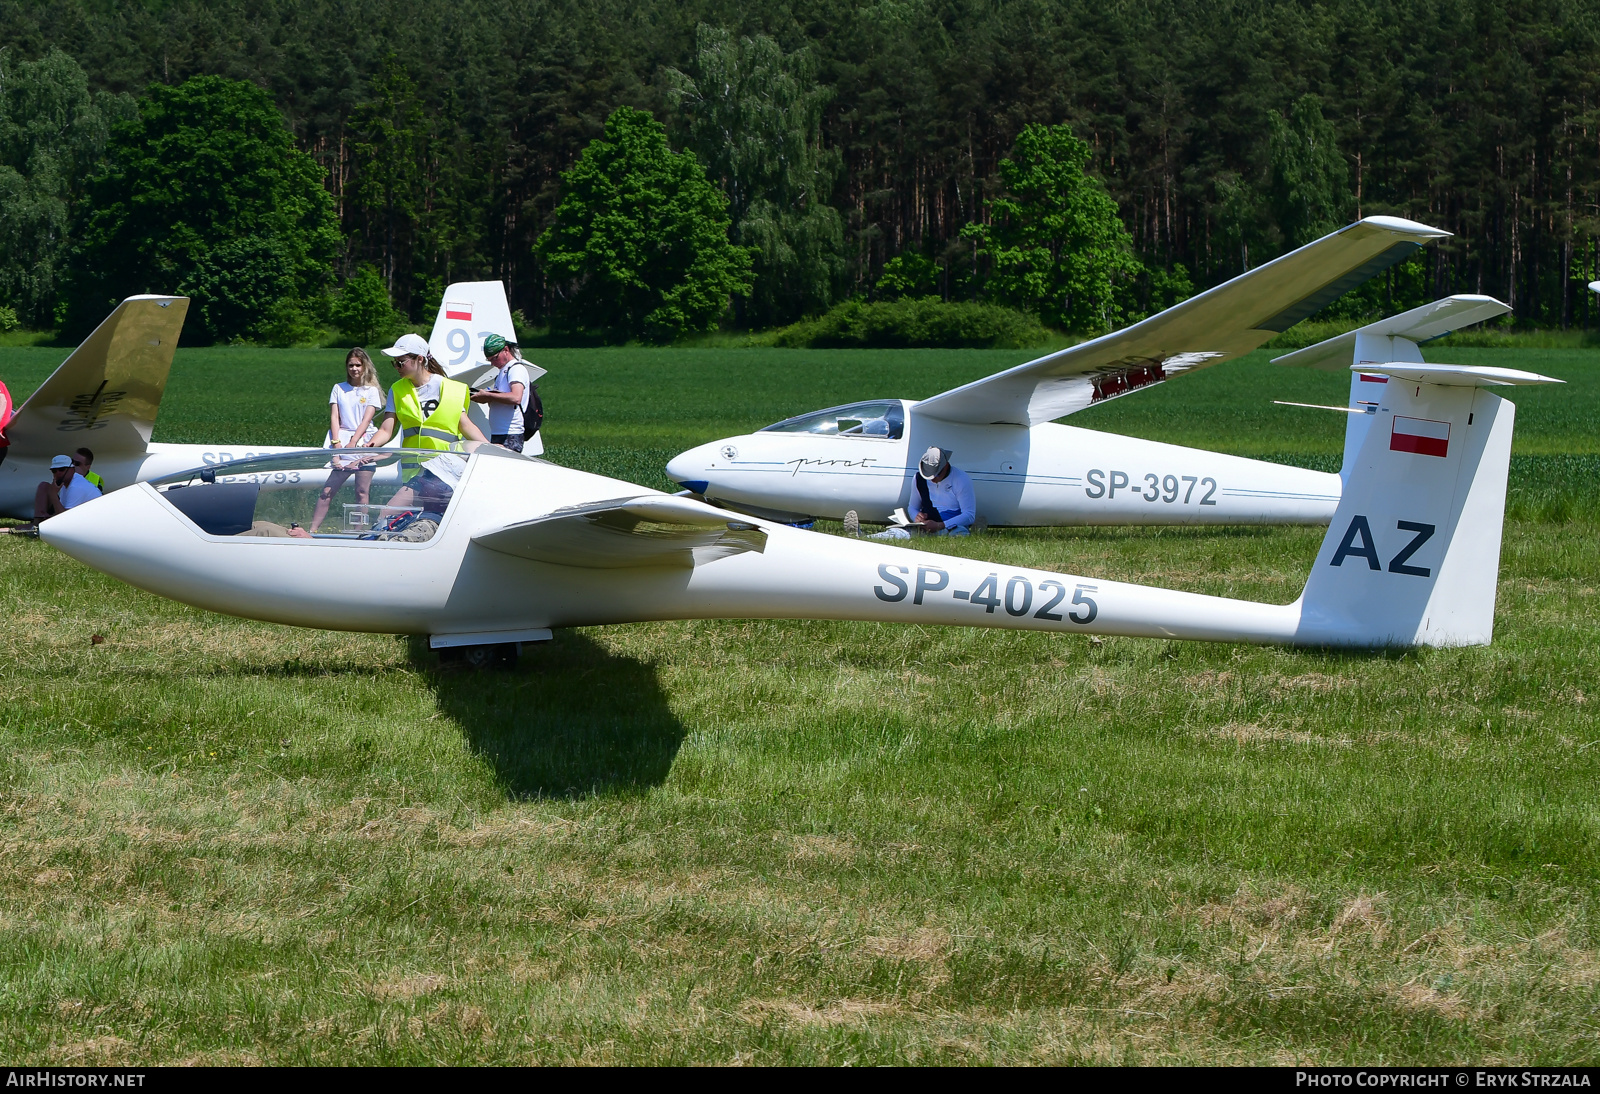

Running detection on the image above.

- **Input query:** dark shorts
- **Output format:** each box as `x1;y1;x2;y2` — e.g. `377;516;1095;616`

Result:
490;434;525;453
406;467;455;508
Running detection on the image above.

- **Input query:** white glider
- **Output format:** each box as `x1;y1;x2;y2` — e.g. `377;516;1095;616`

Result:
0;283;526;518
39;343;1559;654
666;217;1509;528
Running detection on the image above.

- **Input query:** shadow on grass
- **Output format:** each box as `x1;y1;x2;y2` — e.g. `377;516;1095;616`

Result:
410;631;685;801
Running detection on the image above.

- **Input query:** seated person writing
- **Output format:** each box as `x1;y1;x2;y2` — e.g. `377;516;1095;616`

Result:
869;446;977;539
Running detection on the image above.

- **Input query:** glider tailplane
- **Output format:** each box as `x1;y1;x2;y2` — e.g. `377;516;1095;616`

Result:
1269;294;1513;481
1294;362;1560;647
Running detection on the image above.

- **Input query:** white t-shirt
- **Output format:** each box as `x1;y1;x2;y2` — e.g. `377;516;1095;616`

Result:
59;472;101;509
486;363;531;436
384;375;444;418
330;382;382;443
418;452;468;488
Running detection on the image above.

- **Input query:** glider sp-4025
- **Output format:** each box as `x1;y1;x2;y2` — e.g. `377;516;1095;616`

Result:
39;342;1559;653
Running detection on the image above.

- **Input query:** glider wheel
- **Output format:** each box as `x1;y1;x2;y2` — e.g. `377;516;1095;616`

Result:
438;642;520;670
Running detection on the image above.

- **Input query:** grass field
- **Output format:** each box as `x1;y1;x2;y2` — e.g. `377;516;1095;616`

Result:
0;345;1597;1064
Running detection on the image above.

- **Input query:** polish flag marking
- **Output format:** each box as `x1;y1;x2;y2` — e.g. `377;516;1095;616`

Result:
1391;415;1450;457
445;302;472;321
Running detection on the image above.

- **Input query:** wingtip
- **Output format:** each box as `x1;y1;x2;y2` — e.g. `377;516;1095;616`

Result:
1356;215;1451;240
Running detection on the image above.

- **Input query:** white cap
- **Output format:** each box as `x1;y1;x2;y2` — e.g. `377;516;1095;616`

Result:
381;332;430;358
50;454;73;469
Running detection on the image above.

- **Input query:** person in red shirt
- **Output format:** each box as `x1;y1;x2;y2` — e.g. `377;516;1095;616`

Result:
0;378;12;469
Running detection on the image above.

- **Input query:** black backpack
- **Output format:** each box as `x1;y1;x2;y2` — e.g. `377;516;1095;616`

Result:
521;383;543;441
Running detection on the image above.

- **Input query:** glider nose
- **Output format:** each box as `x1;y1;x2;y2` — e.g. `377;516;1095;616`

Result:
666;443;716;495
36;490;115;558
38;483;174;581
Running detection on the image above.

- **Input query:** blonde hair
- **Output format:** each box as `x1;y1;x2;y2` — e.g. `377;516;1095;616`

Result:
344;347;379;390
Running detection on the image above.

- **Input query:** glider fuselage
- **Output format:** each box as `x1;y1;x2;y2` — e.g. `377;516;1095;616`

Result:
666;406;1341;527
0;442;309;519
33;446;1306;643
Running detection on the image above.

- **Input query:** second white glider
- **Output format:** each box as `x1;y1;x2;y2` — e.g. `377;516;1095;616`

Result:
667;217;1507;528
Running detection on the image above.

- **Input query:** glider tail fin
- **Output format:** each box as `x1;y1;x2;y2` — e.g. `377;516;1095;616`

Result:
427;281;518;380
5;295;187;465
1296;362;1559;647
1339;325;1425;480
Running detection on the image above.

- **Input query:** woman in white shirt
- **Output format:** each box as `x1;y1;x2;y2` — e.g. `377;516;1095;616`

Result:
310;349;383;533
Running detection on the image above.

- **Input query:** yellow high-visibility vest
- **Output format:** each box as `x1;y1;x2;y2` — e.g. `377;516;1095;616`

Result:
391;376;469;450
84;471;105;491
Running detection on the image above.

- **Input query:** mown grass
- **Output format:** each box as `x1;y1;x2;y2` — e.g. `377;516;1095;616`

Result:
0;344;1596;1063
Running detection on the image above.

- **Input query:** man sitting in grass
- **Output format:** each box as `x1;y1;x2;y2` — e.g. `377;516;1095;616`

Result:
13;454;102;534
73;448;105;491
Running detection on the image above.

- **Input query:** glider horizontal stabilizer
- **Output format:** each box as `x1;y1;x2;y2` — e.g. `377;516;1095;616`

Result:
913;216;1449;427
473;494;768;569
1271;295;1514;480
1270;294;1511;372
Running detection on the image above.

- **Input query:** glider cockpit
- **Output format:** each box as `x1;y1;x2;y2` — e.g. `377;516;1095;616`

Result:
146;447;518;543
760;400;907;439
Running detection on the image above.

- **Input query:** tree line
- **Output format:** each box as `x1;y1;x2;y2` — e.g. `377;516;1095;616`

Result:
1;0;1597;341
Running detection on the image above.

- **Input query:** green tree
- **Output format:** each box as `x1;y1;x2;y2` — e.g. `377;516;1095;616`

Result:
331;265;403;347
668;25;844;326
963;123;1142;333
1268;95;1351;250
534;106;753;342
875;253;939;300
0;49;130;327
61;75;340;342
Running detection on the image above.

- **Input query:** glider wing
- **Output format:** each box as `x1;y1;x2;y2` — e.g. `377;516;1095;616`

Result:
911;216;1450;427
5;295;188;460
473;494;768;569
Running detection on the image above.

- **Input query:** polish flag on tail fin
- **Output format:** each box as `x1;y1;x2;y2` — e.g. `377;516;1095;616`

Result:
445;302;472;321
1390;415;1450;457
